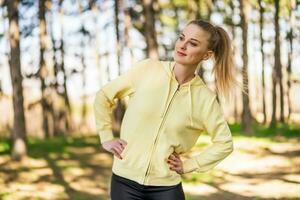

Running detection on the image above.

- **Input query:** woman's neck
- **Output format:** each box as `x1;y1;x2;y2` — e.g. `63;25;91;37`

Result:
173;63;197;85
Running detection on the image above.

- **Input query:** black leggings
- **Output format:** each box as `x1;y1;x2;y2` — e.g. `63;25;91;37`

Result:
110;173;185;200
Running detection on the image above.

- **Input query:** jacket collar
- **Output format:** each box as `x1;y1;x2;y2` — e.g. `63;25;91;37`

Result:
160;60;206;127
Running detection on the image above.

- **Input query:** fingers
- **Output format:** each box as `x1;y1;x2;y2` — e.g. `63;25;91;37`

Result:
112;139;128;160
167;158;180;167
169;165;181;172
118;139;127;147
167;153;183;174
104;139;128;160
113;143;124;154
113;140;128;159
111;148;122;160
169;154;180;162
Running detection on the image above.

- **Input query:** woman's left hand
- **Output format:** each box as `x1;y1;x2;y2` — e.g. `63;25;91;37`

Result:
167;152;183;174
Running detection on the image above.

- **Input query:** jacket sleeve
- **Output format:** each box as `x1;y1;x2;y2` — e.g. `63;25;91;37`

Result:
93;59;150;144
182;95;234;174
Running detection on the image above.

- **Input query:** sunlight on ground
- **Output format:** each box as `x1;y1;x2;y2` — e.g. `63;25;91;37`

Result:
182;136;300;199
183;183;218;195
0;144;112;200
0;136;299;200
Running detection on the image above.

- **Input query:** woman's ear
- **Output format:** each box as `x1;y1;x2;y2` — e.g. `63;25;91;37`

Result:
202;50;213;61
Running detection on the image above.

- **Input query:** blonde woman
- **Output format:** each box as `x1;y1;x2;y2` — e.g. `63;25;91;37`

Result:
94;19;236;200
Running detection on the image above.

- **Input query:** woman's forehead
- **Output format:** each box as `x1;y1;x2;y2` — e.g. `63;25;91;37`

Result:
181;24;211;42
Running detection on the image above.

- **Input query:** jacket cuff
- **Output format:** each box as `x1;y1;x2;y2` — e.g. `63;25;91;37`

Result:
98;130;114;144
182;158;198;174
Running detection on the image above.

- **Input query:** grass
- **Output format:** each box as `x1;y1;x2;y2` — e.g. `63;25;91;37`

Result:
0;123;299;200
0;135;101;157
182;170;217;185
0;122;299;156
229;122;300;139
0;135;110;200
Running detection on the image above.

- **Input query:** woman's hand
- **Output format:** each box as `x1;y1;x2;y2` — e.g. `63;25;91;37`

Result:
167;152;183;174
102;138;127;160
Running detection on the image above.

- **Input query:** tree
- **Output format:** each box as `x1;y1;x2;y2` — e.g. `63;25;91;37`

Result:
57;0;72;132
49;0;72;134
188;0;200;20
7;0;27;160
113;0;126;135
270;0;284;127
258;0;267;124
286;0;296;121
123;2;134;63
76;0;90;132
38;0;55;137
240;0;253;134
142;0;159;59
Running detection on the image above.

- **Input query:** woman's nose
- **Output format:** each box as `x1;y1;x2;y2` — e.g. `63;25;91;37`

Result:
179;42;187;50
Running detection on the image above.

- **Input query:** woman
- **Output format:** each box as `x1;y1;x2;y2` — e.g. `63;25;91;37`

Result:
94;19;236;200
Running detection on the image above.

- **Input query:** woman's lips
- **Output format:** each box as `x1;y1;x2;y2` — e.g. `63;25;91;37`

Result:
176;51;187;56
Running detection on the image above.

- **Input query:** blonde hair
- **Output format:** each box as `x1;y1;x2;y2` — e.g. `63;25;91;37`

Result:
188;20;239;100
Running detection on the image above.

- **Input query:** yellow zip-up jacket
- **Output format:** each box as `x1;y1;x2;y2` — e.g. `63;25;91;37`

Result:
94;58;233;186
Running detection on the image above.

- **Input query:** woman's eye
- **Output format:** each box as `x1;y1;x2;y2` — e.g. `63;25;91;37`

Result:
177;36;197;46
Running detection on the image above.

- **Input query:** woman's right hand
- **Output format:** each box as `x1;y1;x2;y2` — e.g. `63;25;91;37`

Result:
102;138;127;160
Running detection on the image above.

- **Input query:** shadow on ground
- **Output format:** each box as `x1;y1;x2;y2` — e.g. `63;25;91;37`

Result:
0;135;300;200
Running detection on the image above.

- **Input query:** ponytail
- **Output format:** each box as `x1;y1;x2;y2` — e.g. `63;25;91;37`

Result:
213;26;237;99
188;20;239;100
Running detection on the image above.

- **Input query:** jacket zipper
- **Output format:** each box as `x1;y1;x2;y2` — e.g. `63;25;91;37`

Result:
143;83;180;184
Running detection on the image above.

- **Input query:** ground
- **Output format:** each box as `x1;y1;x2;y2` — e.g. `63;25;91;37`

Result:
0;134;299;200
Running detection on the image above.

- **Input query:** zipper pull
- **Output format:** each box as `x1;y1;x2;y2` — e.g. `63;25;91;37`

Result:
177;84;180;91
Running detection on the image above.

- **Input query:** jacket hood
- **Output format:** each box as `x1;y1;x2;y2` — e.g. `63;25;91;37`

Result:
161;60;206;127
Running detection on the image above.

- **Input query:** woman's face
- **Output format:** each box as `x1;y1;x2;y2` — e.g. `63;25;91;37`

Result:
173;24;213;67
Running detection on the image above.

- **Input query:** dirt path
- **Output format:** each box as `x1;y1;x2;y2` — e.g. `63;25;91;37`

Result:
183;137;300;200
0;136;299;200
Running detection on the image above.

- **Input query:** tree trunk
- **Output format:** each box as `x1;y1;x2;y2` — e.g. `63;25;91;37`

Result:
91;2;102;71
123;3;134;63
170;0;180;35
48;3;70;135
228;1;239;123
80;50;88;131
276;0;284;123
142;0;159;59
258;0;267;124
240;0;253;134
58;3;72;132
188;0;200;20
286;0;295;121
113;0;126;136
39;0;54;138
76;0;88;132
114;0;122;75
271;0;284;126
8;0;27;160
0;79;2;97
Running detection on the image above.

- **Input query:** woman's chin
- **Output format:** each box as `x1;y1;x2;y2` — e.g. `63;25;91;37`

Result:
173;57;189;65
174;55;185;63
